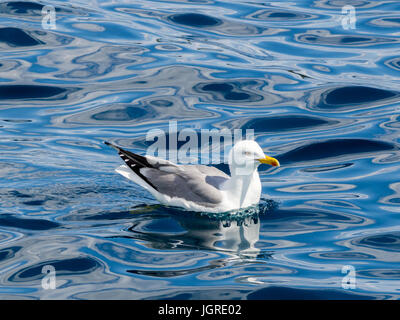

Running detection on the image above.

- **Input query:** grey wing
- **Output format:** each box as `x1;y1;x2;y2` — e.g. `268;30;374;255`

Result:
105;142;229;207
142;165;229;207
190;165;230;189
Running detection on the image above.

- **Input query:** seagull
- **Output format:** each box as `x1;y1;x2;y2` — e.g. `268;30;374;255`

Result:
105;140;279;213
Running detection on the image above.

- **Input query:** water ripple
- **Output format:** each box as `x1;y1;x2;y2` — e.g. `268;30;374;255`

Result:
1;0;400;299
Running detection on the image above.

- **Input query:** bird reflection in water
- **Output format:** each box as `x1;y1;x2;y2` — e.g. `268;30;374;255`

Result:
176;212;261;257
127;200;276;258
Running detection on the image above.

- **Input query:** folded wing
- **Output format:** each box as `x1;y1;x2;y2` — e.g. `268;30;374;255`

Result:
105;142;230;207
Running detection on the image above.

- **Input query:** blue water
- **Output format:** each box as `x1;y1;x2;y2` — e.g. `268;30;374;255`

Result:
0;0;400;300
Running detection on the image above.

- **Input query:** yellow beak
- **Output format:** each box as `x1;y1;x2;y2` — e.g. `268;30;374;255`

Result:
258;155;280;167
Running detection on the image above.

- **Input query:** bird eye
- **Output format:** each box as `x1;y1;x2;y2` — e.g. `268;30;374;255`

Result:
243;151;251;156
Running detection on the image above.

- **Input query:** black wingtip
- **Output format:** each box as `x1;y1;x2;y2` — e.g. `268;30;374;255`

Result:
104;141;119;151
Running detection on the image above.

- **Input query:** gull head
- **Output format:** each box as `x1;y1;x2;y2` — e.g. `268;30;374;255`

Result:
228;140;280;176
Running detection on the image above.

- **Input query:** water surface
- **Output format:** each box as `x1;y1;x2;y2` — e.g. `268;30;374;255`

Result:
0;0;400;299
